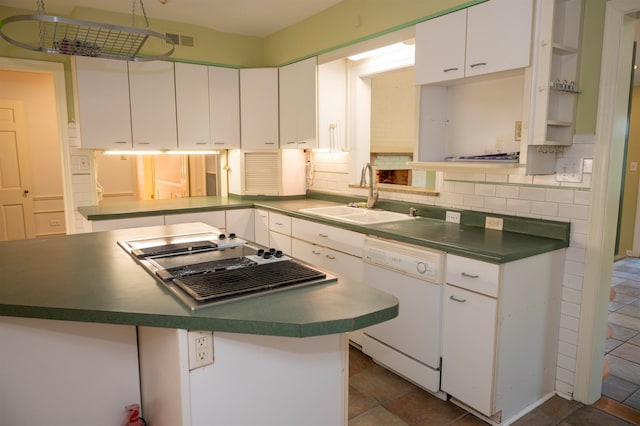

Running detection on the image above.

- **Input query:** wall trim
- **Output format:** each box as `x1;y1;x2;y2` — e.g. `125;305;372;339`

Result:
573;0;639;404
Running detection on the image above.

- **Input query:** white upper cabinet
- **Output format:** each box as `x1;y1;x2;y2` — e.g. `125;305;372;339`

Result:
415;0;533;85
209;67;241;150
128;61;178;150
279;57;317;149
174;62;211;149
414;9;466;84
74;57;132;149
240;68;279;149
317;59;348;152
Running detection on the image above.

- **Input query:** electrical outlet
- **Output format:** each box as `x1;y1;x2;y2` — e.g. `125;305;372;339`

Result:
485;216;504;231
446;211;461;224
188;330;214;370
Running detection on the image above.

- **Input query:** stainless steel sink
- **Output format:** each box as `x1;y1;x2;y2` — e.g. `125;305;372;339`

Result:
299;205;415;225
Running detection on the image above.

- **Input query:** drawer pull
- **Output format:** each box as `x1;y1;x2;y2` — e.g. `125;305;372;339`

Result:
443;67;459;73
461;272;479;279
325;255;336;260
312;250;322;255
469;62;487;68
275;222;283;226
318;233;329;238
450;295;467;303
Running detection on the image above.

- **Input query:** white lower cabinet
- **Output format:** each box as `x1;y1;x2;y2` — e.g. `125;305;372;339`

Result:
292;239;362;282
291;218;364;257
164;211;226;230
254;209;270;246
225;209;254;241
441;251;565;424
442;284;497;416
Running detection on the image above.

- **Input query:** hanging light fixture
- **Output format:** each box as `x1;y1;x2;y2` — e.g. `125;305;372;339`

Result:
0;0;174;61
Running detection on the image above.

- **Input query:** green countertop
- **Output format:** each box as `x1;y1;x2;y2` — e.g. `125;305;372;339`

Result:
78;195;570;263
0;223;398;337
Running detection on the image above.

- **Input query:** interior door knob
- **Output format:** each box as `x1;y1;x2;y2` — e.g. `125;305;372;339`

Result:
23;189;29;195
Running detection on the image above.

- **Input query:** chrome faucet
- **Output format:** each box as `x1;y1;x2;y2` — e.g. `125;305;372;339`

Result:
360;163;379;209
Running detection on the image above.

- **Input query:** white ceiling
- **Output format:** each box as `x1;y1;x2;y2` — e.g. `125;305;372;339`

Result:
0;0;343;37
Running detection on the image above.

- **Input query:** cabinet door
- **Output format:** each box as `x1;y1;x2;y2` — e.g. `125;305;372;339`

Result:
75;57;132;149
269;231;291;254
225;209;254;241
441;285;497;417
175;62;210;149
128;61;178;150
254;209;269;246
209;67;240;150
317;59;347;151
465;0;533;77
323;248;363;282
279;57;317;149
414;9;466;85
164;211;225;230
240;68;279;149
291;239;325;267
269;212;291;235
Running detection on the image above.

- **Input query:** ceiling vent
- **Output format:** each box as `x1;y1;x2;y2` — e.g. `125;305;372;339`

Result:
165;33;195;48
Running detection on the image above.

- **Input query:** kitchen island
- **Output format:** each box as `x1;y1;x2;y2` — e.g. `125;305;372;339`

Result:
0;222;398;426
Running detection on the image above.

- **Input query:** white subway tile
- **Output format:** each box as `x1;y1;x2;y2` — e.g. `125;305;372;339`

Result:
569;219;588;235
558;340;577;358
485;173;509;183
563;274;584;293
463;195;485;208
506;198;531;213
475;184;496;196
556;366;575;384
564;260;585;277
519;187;546;201
533;174;561;186
560;314;580;332
561;301;581;318
563;287;582;304
495;185;520;199
508;174;534;184
558;204;589;220
555;380;574;398
546;188;574;203
557;353;577;372
565;247;586;263
484;197;507;211
559;327;579;346
454;182;475;194
531;201;559;216
573;190;591;205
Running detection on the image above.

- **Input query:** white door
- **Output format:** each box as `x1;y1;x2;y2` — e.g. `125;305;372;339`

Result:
0;100;35;240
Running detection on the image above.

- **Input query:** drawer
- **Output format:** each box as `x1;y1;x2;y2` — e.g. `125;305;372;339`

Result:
269;230;291;254
291;218;364;257
269;212;292;235
291;239;324;267
446;254;500;298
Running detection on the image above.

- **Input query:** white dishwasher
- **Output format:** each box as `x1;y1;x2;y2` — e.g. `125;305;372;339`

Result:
361;236;444;394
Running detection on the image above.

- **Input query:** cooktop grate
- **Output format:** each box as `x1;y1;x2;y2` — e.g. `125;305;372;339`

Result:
173;260;327;302
157;256;258;280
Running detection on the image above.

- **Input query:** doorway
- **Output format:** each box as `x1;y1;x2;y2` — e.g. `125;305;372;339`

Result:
0;63;71;238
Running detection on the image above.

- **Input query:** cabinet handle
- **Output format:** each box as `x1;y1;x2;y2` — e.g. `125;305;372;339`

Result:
461;272;479;279
325;254;336;260
469;62;487;68
138;142;150;145
195;142;207;145
286;141;296;144
318;233;329;238
275;222;283;226
449;295;467;303
214;142;225;145
265;142;276;145
443;67;459;73
312;250;322;255
115;141;128;144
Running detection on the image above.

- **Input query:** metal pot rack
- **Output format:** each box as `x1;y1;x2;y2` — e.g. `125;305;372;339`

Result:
0;0;174;61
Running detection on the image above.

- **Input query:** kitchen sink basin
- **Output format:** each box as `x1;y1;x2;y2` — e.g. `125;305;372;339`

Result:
299;205;415;225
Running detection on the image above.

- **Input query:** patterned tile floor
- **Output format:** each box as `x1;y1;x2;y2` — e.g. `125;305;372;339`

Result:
604;257;640;411
348;257;640;425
